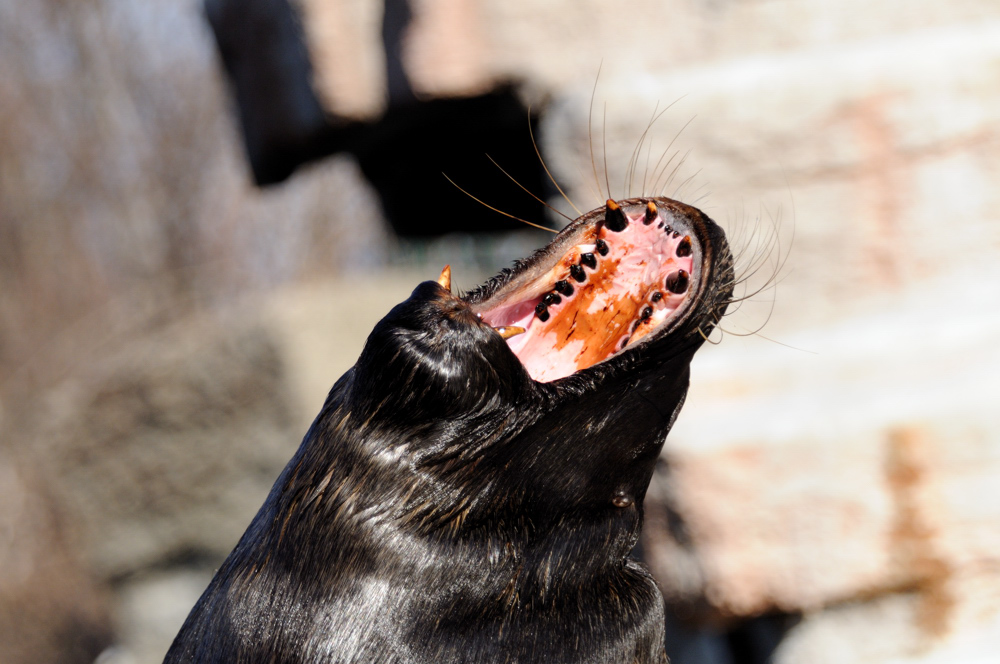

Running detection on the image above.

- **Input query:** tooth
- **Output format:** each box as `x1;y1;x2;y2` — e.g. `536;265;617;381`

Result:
543;293;559;306
554;280;574;296
570;265;586;282
604;199;628;232
666;269;690;294
437;265;452;291
641;306;653;320
677;236;692;257
644;201;657;225
595;239;609;256
494;326;525;339
651;292;663;303
580;253;597;269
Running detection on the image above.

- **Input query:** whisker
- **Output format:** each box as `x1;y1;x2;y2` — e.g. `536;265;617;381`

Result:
714;193;796;350
696;325;722;345
588;64;604;203
625;102;661;198
487;154;572;223
691;186;712;206
602;102;611;199
443;174;558;233
657;149;692;195
527;108;582;218
730;203;790;293
648;116;695;194
672;168;702;201
630;97;684;197
717;319;817;354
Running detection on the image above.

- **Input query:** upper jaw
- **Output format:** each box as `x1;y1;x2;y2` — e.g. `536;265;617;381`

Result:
463;197;732;384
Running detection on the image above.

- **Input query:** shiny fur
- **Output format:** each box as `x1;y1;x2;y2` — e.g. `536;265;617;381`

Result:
164;198;733;664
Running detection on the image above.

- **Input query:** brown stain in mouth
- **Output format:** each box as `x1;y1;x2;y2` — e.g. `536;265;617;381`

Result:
482;197;699;383
542;227;649;372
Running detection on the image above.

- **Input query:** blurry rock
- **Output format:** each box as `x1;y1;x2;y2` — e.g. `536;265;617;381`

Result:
100;569;215;664
15;272;433;664
772;594;928;664
0;451;112;664
540;21;1000;329
773;593;1000;664
258;272;440;424
641;263;1000;635
34;312;298;580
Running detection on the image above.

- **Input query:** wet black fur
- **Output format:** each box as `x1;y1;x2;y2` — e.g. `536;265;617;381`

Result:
165;201;733;664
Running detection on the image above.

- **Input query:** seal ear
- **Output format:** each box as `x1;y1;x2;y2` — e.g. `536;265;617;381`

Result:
348;281;532;428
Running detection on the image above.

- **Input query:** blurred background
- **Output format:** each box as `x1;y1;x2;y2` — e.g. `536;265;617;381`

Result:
2;1;999;663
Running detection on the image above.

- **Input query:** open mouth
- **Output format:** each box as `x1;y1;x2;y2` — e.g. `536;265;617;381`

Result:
469;197;706;383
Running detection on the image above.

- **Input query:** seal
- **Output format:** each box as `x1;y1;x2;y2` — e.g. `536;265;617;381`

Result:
163;196;734;664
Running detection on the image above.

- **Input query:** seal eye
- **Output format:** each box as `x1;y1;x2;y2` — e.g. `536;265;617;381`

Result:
612;493;633;508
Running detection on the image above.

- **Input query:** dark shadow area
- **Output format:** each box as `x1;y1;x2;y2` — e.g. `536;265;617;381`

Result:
204;0;346;186
661;609;799;664
633;539;799;664
204;0;552;237
725;613;799;664
352;90;551;237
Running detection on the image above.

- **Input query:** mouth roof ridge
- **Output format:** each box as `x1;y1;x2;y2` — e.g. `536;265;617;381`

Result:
465;197;722;383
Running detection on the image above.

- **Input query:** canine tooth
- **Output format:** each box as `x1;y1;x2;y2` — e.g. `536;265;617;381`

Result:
580;253;597;269
666;269;690;294
437;265;452;291
493;326;525;339
570;265;586;282
604;199;628;232
677;236;692;257
595;239;609;256
644;201;657;225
